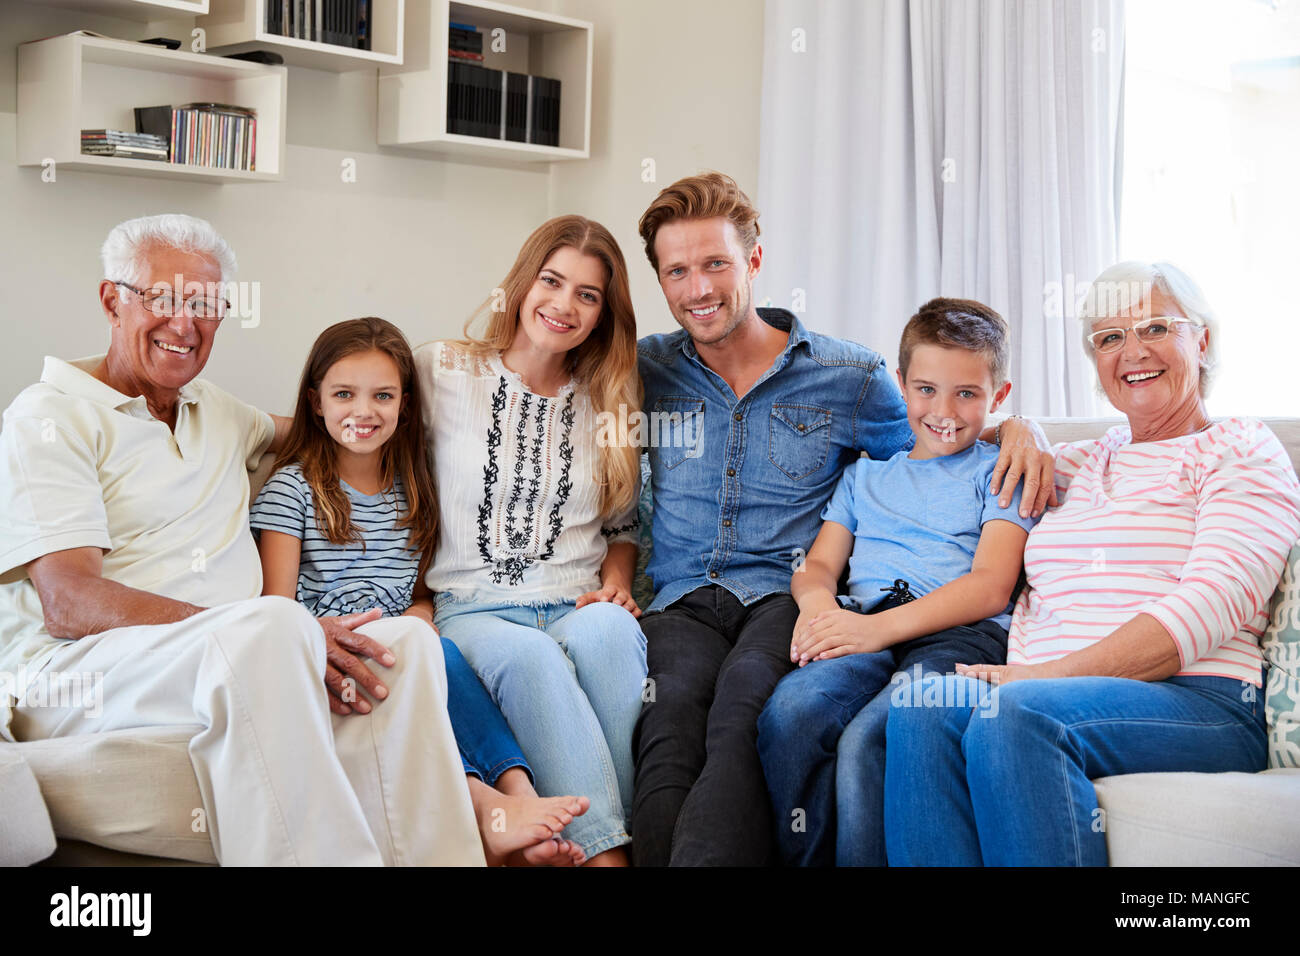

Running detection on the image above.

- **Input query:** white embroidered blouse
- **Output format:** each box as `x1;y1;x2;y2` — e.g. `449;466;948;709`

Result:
413;340;640;604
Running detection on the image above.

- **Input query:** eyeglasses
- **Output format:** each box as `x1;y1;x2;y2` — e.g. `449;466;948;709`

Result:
1086;316;1200;354
114;281;228;321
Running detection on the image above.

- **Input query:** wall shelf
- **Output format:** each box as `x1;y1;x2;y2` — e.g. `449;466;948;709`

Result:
36;0;210;21
378;0;592;162
199;0;403;71
17;33;286;183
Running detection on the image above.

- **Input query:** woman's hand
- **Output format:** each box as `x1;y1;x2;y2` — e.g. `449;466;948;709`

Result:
575;585;641;618
954;661;1047;684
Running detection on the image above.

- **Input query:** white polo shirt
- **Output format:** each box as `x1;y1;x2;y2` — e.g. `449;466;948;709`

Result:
0;355;275;686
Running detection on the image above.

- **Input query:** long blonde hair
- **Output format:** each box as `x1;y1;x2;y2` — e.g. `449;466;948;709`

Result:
275;317;440;579
461;215;641;517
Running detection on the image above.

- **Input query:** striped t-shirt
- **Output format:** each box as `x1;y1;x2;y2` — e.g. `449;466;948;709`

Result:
249;463;420;617
1009;418;1300;685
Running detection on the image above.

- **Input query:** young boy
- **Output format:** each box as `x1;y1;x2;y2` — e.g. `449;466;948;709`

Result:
755;297;1039;867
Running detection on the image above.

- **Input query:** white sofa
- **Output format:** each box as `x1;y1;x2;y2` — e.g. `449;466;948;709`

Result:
4;417;1299;866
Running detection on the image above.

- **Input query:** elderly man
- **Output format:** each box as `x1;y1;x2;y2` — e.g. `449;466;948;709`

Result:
0;214;483;865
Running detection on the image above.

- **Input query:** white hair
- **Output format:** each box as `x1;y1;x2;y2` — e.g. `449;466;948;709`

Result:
1079;260;1219;396
100;214;237;287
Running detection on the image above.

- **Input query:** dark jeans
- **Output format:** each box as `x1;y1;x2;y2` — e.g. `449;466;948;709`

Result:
631;586;798;866
756;618;1007;866
442;637;532;787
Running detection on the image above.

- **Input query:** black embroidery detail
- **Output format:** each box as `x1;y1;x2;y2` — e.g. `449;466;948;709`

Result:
479;385;574;585
540;392;575;562
600;517;641;539
524;396;547;543
477;377;508;568
504;393;531;550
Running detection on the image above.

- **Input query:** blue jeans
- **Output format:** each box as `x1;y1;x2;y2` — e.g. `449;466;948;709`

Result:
757;619;1007;866
441;637;531;786
883;671;1269;866
434;596;648;858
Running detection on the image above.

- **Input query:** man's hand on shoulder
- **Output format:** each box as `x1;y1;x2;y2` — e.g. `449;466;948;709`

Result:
267;413;293;455
988;416;1057;518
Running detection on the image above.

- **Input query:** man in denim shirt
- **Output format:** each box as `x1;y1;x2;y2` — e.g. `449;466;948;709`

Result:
629;172;1052;866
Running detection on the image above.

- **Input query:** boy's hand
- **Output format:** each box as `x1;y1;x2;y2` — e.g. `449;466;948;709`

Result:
791;593;841;661
794;609;893;665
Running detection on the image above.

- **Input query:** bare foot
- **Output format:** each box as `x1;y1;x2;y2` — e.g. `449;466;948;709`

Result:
469;779;590;866
510;836;588;867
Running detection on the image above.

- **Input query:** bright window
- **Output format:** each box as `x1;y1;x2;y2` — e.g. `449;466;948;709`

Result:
1121;0;1300;416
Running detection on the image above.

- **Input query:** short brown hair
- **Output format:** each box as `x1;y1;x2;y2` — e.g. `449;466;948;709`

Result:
637;171;761;272
898;297;1010;386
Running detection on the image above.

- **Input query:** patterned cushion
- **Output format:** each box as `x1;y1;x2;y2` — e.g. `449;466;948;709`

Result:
1263;539;1300;768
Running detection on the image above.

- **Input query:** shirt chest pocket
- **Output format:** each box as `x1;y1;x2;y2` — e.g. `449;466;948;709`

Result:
769;403;832;481
651;396;705;470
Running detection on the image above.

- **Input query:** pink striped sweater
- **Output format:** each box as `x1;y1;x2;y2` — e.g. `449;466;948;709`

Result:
1008;418;1300;685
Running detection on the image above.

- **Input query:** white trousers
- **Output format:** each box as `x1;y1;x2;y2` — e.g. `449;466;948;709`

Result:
10;595;484;866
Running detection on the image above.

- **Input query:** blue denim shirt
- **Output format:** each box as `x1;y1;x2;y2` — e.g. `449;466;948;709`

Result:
638;308;913;613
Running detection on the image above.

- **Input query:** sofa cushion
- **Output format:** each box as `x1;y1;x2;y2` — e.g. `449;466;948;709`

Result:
1094;769;1300;865
0;747;56;865
1264;540;1300;768
13;726;216;864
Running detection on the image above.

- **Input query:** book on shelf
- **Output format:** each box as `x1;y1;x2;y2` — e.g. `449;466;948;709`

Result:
80;128;169;160
446;62;561;147
449;23;483;55
264;0;371;50
170;104;257;171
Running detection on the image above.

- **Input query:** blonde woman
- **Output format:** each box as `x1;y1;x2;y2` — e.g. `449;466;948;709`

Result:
413;216;645;866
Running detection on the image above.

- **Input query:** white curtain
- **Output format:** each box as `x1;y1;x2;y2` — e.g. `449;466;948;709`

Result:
755;0;1125;416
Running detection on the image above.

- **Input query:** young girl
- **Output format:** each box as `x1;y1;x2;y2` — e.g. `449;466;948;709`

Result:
250;316;589;866
413;215;647;867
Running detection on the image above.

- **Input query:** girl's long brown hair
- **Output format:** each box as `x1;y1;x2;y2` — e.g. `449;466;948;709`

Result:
274;317;439;577
460;215;642;517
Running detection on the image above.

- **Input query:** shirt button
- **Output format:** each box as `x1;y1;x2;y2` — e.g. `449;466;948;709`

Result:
733;412;743;422
727;468;736;477
709;571;719;579
797;424;806;432
722;519;732;527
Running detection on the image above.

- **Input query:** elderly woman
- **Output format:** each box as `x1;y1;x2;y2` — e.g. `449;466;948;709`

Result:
882;261;1300;866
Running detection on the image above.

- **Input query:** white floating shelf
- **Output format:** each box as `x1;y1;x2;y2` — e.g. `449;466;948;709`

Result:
35;0;210;21
378;0;592;161
199;0;403;71
17;33;285;183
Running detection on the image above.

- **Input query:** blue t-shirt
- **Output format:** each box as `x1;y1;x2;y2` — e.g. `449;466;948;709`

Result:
249;463;420;617
821;441;1038;629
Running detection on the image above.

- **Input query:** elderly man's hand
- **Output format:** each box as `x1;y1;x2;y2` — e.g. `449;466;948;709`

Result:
988;417;1058;518
318;608;392;716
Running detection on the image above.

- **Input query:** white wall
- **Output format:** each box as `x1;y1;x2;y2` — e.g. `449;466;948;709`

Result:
0;0;764;413
547;0;764;337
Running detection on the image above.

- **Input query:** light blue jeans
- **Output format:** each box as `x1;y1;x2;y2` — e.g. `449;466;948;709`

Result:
883;671;1268;866
433;595;647;858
